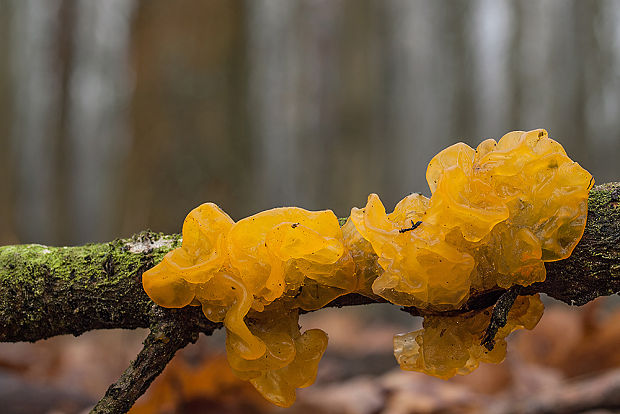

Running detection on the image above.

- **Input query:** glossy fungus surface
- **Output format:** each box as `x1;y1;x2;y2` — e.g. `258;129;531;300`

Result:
393;294;544;379
144;203;354;406
143;129;592;401
350;129;592;309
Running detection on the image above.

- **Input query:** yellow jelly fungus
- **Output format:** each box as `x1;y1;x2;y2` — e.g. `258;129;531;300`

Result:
226;304;328;407
143;203;353;406
349;129;592;308
393;294;544;379
143;129;592;403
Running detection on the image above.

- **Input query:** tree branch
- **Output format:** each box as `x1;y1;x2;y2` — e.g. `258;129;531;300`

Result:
1;183;619;344
1;183;619;413
481;285;522;350
525;182;620;305
91;306;220;413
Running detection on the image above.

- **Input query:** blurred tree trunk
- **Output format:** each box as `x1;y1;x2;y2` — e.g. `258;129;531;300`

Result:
383;0;456;201
66;0;135;244
51;0;76;245
120;0;249;236
507;0;523;130
445;1;476;142
329;0;387;216
0;2;16;244
8;1;62;245
548;0;589;162
294;0;340;210
247;0;302;210
587;0;620;179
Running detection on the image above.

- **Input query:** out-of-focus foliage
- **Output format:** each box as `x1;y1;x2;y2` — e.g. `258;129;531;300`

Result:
3;299;620;413
129;354;272;414
2;299;617;413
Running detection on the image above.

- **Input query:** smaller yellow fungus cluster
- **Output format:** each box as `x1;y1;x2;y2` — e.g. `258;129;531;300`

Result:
143;129;592;404
226;305;328;406
143;203;356;406
393;295;544;379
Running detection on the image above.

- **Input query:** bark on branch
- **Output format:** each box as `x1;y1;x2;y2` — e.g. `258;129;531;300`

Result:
1;183;619;412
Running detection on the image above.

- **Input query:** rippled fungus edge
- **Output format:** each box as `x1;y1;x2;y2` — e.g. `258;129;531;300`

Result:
142;129;592;406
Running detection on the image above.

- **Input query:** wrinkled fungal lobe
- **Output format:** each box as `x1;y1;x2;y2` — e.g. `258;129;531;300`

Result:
142;129;591;400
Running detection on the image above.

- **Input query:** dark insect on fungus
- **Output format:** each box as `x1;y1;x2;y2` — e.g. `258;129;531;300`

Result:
399;220;423;233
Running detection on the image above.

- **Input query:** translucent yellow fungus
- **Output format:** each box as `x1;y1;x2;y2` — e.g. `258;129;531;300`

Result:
143;129;592;403
393;295;544;379
349;129;592;309
226;304;328;407
143;203;353;406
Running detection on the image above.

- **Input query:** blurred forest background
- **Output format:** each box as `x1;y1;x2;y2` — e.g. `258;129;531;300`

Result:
2;1;620;413
1;0;620;247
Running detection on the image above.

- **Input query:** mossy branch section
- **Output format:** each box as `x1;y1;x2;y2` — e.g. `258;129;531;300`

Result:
0;232;182;342
0;183;619;345
526;182;620;305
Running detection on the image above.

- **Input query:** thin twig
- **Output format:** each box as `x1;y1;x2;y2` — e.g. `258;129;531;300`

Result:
91;306;220;413
481;285;522;350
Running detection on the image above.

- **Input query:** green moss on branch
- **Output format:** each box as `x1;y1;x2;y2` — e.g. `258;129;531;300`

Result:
527;182;620;305
0;232;181;342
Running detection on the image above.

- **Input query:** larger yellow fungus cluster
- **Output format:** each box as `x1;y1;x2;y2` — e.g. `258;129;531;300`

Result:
143;129;592;406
